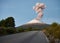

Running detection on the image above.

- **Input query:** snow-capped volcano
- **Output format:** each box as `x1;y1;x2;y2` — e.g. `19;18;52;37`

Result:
18;18;49;29
18;20;49;29
17;3;49;29
27;19;40;23
27;19;43;24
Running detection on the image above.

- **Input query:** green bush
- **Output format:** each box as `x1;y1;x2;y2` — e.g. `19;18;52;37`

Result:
27;27;32;31
0;27;16;36
17;27;24;32
6;27;16;34
0;27;7;36
44;22;60;39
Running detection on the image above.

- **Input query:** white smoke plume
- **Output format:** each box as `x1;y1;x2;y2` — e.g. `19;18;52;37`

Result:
33;2;46;20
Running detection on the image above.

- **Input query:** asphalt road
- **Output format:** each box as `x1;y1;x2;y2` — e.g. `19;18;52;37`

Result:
0;31;49;43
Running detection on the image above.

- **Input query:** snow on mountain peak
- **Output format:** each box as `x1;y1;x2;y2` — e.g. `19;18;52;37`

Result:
27;19;43;24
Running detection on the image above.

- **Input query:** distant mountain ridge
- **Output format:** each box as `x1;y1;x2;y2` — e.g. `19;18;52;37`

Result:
17;19;50;29
18;23;49;29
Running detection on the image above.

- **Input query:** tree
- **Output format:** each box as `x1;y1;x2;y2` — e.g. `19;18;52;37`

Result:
0;19;6;27
5;17;15;27
0;17;16;36
51;22;58;27
44;22;60;43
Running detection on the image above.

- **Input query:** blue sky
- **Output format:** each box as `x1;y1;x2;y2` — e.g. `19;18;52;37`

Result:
0;0;60;27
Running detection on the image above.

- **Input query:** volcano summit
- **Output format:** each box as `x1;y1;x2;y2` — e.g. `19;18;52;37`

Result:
18;3;49;29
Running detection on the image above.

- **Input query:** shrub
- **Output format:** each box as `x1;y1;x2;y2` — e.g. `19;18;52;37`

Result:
17;27;24;32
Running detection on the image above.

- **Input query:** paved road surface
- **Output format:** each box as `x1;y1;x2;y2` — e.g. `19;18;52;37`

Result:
0;31;49;43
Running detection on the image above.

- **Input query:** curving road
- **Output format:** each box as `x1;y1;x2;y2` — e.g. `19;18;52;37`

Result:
0;31;49;43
